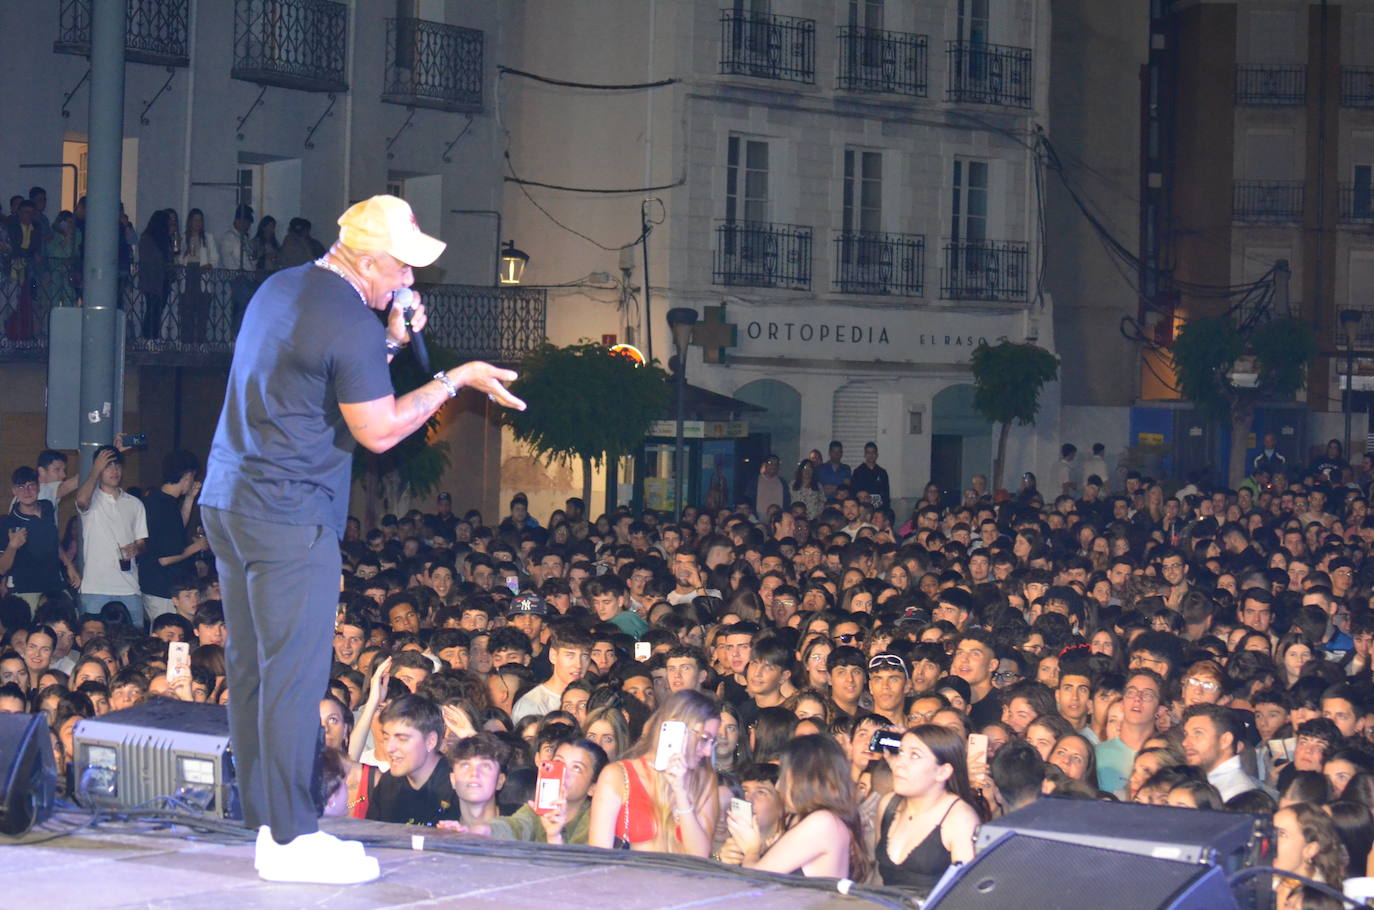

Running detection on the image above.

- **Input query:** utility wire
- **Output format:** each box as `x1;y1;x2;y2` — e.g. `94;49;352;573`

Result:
497;66;678;91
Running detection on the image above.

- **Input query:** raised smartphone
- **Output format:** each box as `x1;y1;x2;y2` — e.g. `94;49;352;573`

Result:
535;760;566;815
967;733;989;768
167;641;191;683
655;721;687;771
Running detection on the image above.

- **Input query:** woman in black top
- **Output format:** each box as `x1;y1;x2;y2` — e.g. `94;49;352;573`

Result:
875;725;982;894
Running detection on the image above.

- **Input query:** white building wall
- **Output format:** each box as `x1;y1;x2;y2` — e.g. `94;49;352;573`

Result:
499;0;1058;510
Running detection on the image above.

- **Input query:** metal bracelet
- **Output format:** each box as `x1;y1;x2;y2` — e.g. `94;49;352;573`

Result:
433;371;458;398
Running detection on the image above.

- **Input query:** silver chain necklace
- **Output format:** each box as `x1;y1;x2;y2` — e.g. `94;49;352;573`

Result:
314;257;367;307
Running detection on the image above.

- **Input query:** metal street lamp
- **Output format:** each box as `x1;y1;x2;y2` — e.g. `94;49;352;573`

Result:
1341;308;1364;461
500;240;530;285
667;307;698;519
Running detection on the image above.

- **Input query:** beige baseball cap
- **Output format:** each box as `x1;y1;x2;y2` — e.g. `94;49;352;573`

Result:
336;195;446;266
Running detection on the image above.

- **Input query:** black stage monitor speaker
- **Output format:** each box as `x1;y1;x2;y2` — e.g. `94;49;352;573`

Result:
925;831;1240;910
0;712;58;836
925;798;1272;910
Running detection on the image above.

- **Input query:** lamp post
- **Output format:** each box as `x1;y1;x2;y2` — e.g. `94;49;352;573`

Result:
1341;308;1364;461
667;307;698;519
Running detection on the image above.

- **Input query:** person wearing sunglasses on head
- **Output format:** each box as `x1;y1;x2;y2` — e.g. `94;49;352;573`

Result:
868;653;910;722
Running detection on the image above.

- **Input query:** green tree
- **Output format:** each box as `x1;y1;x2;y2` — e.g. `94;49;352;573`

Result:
1170;314;1317;486
501;342;670;506
351;344;458;528
970;340;1061;492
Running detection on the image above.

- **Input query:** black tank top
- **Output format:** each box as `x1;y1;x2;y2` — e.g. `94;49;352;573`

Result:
876;795;958;893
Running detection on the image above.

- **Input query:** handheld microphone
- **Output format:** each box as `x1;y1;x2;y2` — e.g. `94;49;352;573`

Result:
393;287;431;373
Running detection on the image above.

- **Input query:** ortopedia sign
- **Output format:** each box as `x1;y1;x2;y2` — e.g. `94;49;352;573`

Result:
725;302;1023;364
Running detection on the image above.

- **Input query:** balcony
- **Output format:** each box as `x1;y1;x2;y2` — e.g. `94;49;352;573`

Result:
1232;180;1304;222
0;260;546;365
232;0;348;93
940;241;1029;302
719;11;816;85
1341;183;1374;223
945;41;1032;108
1234;64;1306;106
383;17;483;113
836;27;927;96
713;221;813;290
54;0;190;67
1343;67;1374;108
833;231;925;296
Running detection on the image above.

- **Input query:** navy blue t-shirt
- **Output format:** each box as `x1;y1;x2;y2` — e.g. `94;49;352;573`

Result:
201;264;394;538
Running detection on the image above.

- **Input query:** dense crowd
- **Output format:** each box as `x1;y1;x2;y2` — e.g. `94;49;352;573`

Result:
6;433;1374;905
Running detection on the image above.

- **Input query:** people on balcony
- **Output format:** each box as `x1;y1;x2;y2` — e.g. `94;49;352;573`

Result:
278;217;320;270
221;205;256;272
138;210;174;341
5;199;41;340
254;215;281;273
43;211;81;308
180;209;218;345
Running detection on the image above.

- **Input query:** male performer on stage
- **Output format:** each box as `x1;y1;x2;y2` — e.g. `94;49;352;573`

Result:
200;195;525;884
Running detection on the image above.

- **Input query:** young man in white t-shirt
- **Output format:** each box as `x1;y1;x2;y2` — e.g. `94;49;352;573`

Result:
511;613;592;722
75;446;148;626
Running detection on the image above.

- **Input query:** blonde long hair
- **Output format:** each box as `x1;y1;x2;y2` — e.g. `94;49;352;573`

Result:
618;689;721;852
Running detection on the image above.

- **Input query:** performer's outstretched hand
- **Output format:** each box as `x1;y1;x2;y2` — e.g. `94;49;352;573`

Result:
451;362;526;411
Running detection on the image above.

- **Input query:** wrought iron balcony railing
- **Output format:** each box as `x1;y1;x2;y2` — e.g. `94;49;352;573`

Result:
945;41;1032;108
232;0;348;93
1341;182;1374;223
0;259;546;365
1343;67;1374;108
836;27;927;96
940;240;1029;302
833;231;924;296
719;11;816;85
714;221;813;290
383;17;483;113
1232;180;1305;222
54;0;190;67
1235;64;1306;106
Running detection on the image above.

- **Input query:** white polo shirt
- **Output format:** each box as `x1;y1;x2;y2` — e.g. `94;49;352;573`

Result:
79;487;148;595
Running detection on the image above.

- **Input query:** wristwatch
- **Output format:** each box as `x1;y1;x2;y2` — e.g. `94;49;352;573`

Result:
385;338;406;356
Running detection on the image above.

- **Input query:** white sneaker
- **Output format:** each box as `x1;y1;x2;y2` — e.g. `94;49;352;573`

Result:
255;828;379;884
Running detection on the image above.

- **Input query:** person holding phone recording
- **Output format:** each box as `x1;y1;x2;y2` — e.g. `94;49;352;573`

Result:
723;734;871;880
588;690;721;855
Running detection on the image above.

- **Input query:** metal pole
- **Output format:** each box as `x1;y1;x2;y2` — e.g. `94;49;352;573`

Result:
642;203;653;364
77;0;127;475
674;356;686;520
1346;336;1355;461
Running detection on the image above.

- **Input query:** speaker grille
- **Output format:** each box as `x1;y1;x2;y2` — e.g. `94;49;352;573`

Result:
932;835;1208;910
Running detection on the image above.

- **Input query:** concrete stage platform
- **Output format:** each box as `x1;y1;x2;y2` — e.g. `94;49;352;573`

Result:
6;816;895;910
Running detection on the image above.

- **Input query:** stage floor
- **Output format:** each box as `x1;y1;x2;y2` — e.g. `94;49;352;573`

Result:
9;816;873;910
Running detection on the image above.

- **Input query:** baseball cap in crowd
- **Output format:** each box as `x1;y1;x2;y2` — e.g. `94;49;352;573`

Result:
508;593;547;616
936;675;972;705
337;195;446;267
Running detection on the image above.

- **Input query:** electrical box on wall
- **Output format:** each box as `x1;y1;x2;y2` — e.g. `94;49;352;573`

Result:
909;410;924;435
